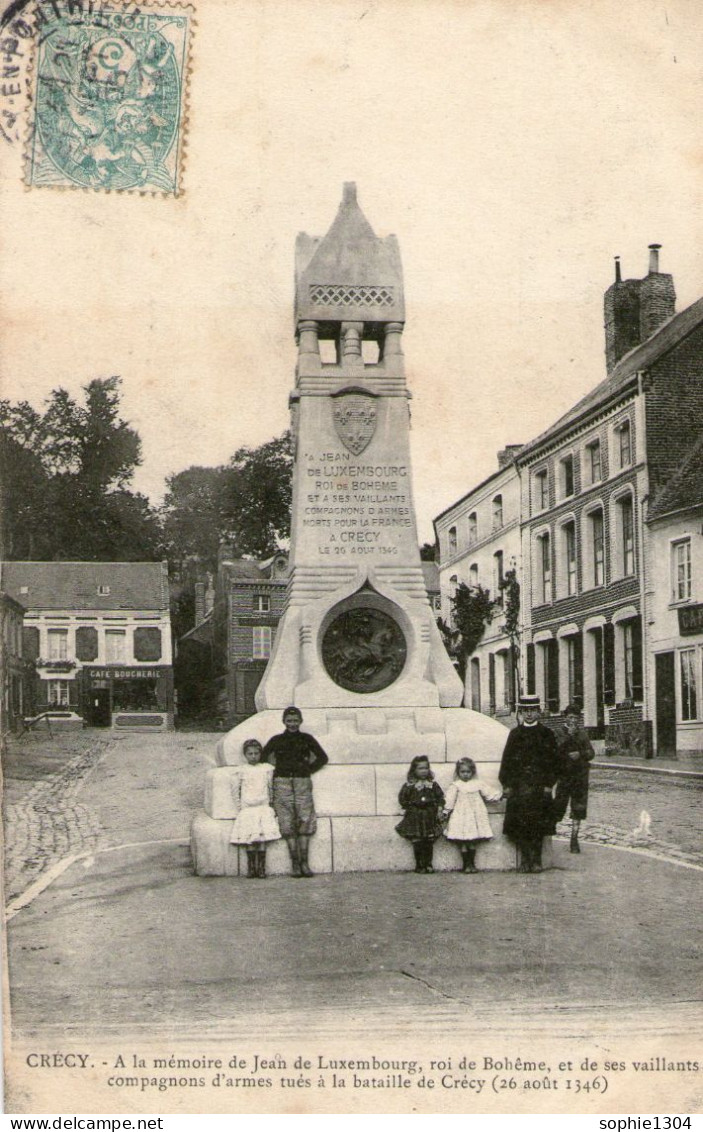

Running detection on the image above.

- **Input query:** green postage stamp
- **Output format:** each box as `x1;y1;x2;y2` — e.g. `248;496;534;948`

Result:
27;0;193;195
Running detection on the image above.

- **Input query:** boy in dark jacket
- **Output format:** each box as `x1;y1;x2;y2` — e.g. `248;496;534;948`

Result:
552;703;595;853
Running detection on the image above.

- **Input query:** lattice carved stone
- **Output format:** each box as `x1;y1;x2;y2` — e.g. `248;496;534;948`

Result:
310;285;394;307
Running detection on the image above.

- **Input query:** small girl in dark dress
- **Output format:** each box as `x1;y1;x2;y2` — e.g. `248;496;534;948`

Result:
396;756;445;873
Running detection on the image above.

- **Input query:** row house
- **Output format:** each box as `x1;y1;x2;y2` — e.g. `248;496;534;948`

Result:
645;435;703;756
0;587;31;731
519;248;703;754
434;246;703;756
2;561;174;730
434;447;523;719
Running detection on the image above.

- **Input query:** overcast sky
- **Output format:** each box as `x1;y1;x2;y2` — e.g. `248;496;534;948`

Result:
2;0;702;543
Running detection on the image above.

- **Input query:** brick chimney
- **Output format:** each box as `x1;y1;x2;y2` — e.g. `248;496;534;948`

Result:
604;246;676;373
497;444;524;469
194;582;206;625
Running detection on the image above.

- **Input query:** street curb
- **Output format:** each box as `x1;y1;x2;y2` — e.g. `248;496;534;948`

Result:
592;760;703;781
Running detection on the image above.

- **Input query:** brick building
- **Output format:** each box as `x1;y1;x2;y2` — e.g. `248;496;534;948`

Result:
211;550;290;726
518;248;703;753
1;561;174;730
434;246;703;756
0;587;30;732
434;448;523;718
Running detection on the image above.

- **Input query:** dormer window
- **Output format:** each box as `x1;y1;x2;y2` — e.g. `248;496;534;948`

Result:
98;585;110;596
19;586;28;595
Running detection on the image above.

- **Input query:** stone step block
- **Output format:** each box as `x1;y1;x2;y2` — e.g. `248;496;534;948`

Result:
190;811;333;876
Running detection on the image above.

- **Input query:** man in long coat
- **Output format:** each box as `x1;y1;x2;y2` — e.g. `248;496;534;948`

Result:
499;694;560;872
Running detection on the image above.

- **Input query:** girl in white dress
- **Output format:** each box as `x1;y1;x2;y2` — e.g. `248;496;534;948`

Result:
229;739;281;878
442;757;502;873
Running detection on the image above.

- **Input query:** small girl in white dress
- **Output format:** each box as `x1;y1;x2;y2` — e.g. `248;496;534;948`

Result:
229;739;281;878
442;757;502;873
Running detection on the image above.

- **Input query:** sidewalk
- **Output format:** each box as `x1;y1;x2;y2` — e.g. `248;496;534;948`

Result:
5;732;702;1044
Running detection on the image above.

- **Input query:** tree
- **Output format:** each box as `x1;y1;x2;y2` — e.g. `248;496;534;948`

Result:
219;433;293;557
499;567;521;705
420;541;437;561
161;466;226;574
0;378;161;561
439;582;497;680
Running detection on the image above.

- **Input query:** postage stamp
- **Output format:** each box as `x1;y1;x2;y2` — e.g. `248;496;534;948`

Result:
25;0;193;195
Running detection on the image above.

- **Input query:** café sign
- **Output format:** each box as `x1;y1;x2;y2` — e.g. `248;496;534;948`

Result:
678;603;703;637
85;667;165;680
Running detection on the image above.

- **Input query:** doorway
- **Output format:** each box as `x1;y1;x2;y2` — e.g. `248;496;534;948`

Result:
654;651;676;757
88;687;111;728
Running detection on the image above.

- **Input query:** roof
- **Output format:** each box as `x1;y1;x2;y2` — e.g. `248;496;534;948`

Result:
219;554;289;584
519;295;703;459
179;611;213;645
1;561;170;611
648;434;703;521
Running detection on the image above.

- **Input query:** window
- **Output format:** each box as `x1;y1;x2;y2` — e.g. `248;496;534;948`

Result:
560;455;575;498
48;629;68;661
48;680;70;706
448;526;458;554
618;495;635;576
105;629;126;664
254;594;271;612
469;564;478;588
562;521;577;596
590;510;605;586
622;619;643;701
493;550;504;603
680;649;697;721
253;625;272;660
98;585;111;596
133;627;162;662
671;539;692;602
616;420;632;468
537;533;552;603
534;469;548;512
586;439;602;484
492;495;503;531
468;513;477;546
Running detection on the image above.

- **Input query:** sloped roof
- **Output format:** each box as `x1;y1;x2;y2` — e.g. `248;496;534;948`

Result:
220;555;289;583
520;295;703;458
648;434;703;521
1;561;170;611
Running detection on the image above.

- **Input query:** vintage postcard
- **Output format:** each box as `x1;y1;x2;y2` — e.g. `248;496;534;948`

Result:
1;0;702;1118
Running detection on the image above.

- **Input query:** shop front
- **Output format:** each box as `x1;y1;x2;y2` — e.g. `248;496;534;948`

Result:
81;665;174;730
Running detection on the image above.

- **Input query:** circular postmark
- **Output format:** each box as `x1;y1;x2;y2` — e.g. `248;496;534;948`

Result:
321;605;407;694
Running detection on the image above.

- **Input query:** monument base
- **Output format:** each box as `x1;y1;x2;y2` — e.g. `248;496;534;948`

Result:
189;707;555;874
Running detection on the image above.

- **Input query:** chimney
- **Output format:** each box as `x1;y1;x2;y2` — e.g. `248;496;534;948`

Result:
194;582;206;626
604;246;676;373
497;444;524;469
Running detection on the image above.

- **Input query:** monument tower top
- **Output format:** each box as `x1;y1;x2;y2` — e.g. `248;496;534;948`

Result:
295;182;405;348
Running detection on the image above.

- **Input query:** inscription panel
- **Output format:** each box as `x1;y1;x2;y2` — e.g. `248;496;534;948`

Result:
301;450;413;559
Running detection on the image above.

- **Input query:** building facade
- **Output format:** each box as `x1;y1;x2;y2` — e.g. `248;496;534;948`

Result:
0;589;30;731
211;550;290;727
434;247;703;757
2;561;174;730
434;449;522;720
645;436;703;755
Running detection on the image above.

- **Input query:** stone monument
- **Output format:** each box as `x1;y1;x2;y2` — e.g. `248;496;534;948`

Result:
191;184;539;875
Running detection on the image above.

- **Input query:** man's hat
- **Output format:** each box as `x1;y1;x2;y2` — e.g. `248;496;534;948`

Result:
518;694;541;710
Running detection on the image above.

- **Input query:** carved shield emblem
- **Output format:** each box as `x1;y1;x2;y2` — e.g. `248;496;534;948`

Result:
332;394;377;455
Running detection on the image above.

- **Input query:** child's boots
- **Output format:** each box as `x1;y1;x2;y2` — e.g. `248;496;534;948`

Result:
461;845;477;873
246;849;257;878
256;849;267;878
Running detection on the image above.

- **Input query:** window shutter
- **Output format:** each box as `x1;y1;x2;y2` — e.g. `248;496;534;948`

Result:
526;643;536;695
631;616;643;701
573;632;584;709
547;638;560;713
23;625;40;661
603;621;616;705
134;627;162;662
488;653;496;714
76;626;98;662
